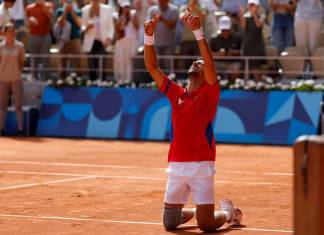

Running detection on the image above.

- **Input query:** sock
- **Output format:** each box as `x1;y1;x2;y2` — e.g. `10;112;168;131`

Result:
192;208;196;217
214;211;232;222
223;211;232;222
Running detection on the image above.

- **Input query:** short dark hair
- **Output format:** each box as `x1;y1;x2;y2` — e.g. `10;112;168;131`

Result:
3;22;15;33
4;0;16;3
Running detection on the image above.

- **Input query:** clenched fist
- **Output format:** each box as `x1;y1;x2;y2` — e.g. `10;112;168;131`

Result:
181;9;201;31
144;15;158;36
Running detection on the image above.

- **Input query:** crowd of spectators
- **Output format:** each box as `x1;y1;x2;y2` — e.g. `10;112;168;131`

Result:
0;0;323;82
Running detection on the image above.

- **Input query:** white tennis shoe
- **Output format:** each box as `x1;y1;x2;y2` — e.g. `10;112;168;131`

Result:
219;199;242;227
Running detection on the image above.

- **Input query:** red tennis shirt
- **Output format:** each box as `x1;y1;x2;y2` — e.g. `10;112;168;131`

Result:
159;76;220;162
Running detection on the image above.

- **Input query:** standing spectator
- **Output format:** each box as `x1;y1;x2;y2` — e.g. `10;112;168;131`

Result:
133;0;156;46
10;0;26;41
26;0;54;80
199;0;221;40
55;0;82;78
147;0;179;72
113;0;139;84
210;15;242;81
293;0;323;55
0;23;25;136
222;0;245;16
239;0;266;81
0;0;15;32
81;0;114;80
171;0;187;46
179;0;206;67
269;0;296;53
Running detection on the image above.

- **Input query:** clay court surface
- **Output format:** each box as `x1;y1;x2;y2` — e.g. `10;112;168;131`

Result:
0;138;292;234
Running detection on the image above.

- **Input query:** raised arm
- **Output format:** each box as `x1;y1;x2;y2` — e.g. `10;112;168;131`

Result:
144;16;166;88
181;9;217;85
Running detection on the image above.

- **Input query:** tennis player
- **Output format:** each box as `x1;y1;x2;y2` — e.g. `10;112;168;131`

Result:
144;9;242;232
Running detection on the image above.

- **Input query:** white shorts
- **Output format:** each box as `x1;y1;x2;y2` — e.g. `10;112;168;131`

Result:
164;161;215;205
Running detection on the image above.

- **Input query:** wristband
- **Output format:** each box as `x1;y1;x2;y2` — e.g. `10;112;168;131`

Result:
144;34;154;45
193;28;205;41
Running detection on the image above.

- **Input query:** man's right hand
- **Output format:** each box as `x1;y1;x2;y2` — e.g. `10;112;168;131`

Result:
29;16;39;25
64;3;73;14
144;15;158;36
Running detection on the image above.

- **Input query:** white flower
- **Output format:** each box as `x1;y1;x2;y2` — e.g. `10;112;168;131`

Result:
235;78;245;86
76;77;82;82
281;84;290;90
68;80;75;86
290;81;297;88
265;84;271;90
243;85;250;90
66;76;73;82
234;83;241;89
229;85;234;89
57;79;64;85
220;80;229;87
256;82;265;89
305;79;315;87
70;72;77;78
46;80;53;85
168;73;176;80
264;76;274;84
314;83;324;90
86;80;92;86
297;81;305;88
246;80;256;88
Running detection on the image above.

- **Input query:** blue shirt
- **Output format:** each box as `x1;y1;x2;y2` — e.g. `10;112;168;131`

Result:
147;4;179;46
56;7;82;40
295;0;323;21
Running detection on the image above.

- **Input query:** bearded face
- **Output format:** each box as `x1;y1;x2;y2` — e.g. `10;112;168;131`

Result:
187;59;204;78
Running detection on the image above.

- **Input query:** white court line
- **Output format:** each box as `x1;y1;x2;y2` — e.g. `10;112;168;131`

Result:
0;160;293;176
0;160;151;170
0;176;96;191
0;214;293;233
0;170;163;181
0;170;292;186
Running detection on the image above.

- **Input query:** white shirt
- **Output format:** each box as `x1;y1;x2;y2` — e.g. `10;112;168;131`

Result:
0;4;11;26
167;161;216;178
10;0;24;21
93;16;101;40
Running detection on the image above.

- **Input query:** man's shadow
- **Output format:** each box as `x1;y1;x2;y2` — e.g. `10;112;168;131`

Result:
167;225;246;234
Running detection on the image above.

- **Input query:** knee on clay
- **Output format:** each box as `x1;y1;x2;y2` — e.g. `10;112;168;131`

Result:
162;207;182;230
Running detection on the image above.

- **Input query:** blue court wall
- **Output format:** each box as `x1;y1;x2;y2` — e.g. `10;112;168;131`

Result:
37;87;323;145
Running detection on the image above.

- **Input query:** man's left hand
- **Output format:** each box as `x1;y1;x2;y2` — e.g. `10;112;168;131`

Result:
181;9;201;31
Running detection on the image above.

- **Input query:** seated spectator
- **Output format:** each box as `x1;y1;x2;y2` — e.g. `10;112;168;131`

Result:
239;0;266;81
81;0;114;80
55;0;82;78
147;0;178;72
210;15;242;81
269;0;296;54
26;0;54;80
113;0;139;84
179;0;206;67
293;0;323;55
0;23;25;136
